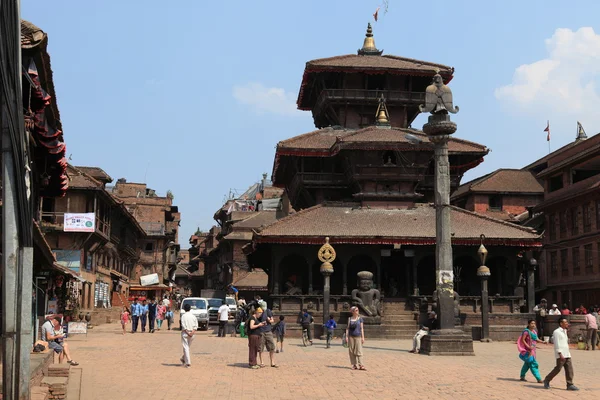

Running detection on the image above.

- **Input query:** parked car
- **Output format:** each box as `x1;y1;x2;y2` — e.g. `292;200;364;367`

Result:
179;297;209;330
226;296;237;317
208;298;224;324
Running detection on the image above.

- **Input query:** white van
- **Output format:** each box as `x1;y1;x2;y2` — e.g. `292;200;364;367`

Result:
179;297;209;330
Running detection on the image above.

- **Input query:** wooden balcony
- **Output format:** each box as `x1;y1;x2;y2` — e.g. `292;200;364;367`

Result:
40;211;110;238
297;172;347;187
314;88;424;114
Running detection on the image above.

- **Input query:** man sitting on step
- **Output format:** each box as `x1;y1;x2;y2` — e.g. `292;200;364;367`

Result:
409;311;438;354
41;318;79;366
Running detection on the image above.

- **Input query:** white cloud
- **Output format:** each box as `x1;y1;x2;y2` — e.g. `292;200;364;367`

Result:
495;27;600;133
232;82;300;116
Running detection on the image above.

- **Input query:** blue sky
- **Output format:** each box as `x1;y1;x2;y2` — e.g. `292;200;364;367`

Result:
23;1;600;246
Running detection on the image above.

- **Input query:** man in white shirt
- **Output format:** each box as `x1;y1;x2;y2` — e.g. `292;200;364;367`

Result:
544;317;579;391
548;304;561;316
217;301;230;338
180;303;199;368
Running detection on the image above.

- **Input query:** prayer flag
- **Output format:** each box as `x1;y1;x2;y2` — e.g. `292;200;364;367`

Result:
373;7;380;22
544;121;550;142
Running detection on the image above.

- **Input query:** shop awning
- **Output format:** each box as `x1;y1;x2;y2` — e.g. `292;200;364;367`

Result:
52;262;86;282
129;284;169;291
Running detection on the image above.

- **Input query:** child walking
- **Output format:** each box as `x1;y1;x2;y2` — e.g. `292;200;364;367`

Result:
274;315;286;353
325;315;337;348
121;307;130;335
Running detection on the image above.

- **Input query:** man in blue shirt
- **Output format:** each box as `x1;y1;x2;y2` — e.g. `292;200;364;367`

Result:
130;299;141;333
228;284;239;303
140;299;149;332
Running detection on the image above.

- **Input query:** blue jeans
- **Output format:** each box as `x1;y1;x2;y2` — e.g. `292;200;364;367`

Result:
140;314;148;331
132;315;139;332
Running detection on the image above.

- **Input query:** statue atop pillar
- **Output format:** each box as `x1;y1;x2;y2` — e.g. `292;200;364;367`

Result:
351;271;382;323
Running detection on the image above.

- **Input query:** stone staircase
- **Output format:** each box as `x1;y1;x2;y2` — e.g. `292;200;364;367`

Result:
363;300;419;339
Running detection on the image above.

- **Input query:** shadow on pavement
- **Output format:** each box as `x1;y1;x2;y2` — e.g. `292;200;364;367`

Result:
227;363;251;369
362;346;410;353
326;365;351;370
496;378;525;382
161;363;184;367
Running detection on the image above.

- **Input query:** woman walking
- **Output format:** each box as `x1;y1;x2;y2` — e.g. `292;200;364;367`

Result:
247;307;266;369
518;319;543;383
346;306;366;371
156;302;166;331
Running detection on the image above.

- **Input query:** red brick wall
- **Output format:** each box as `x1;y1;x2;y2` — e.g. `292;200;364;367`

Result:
470;194;542;214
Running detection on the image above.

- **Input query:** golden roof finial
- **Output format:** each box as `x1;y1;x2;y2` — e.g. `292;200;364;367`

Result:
375;94;391;127
358;23;383;56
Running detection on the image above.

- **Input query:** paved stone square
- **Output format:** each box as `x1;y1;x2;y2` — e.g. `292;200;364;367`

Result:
68;321;600;400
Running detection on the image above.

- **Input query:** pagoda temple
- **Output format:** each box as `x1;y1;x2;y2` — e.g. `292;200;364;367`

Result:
247;25;541;337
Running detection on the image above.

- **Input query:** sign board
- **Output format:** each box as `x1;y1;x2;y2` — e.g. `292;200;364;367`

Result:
67;321;88;335
64;213;95;232
140;273;159;286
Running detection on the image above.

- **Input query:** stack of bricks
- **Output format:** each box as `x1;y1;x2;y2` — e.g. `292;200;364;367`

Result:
47;364;71;378
41;377;68;400
31;386;50;400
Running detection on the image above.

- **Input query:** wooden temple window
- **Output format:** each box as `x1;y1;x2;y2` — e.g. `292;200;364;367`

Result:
571;207;579;236
550;251;558;279
488;195;503;211
583;203;592;233
548;214;556;241
596;200;600;230
560;249;568;275
559;212;567;238
584;244;593;274
572;247;580;276
383;151;397;166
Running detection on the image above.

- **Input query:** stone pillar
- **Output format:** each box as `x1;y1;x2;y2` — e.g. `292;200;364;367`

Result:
308;258;313;295
404;249;416;297
342;260;348;295
431;134;455;331
527;259;536;313
418;76;474;355
272;250;280;295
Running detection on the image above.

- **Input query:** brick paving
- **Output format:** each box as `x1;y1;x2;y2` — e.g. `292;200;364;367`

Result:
67;319;600;400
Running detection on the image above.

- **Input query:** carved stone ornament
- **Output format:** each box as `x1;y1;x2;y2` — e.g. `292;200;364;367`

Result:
419;71;459;115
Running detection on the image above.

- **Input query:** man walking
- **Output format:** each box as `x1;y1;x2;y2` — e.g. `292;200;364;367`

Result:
217;300;230;337
180;303;198;368
140;299;149;333
130;299;141;333
258;301;278;368
584;309;597;351
544;317;579;391
148;298;158;333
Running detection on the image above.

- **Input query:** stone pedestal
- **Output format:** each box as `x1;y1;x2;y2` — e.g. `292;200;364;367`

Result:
420;329;474;356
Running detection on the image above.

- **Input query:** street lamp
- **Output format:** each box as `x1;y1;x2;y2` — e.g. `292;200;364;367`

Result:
477;235;491;342
318;237;336;338
527;257;537;313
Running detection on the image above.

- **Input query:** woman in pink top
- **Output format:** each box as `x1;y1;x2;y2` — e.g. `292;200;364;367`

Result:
517;319;544;383
156;303;166;331
584;310;598;350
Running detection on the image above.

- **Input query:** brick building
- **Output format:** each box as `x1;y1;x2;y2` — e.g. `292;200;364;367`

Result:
451;169;544;222
528;130;600;307
111;180;180;299
202;177;281;297
40;165;146;312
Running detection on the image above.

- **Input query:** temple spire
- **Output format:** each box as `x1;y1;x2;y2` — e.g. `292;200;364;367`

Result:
358;23;383;56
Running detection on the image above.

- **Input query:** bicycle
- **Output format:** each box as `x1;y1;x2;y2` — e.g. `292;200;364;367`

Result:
301;326;313;347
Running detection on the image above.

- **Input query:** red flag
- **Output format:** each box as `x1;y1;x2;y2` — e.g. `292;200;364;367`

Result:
373;7;380;22
544;121;550;141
